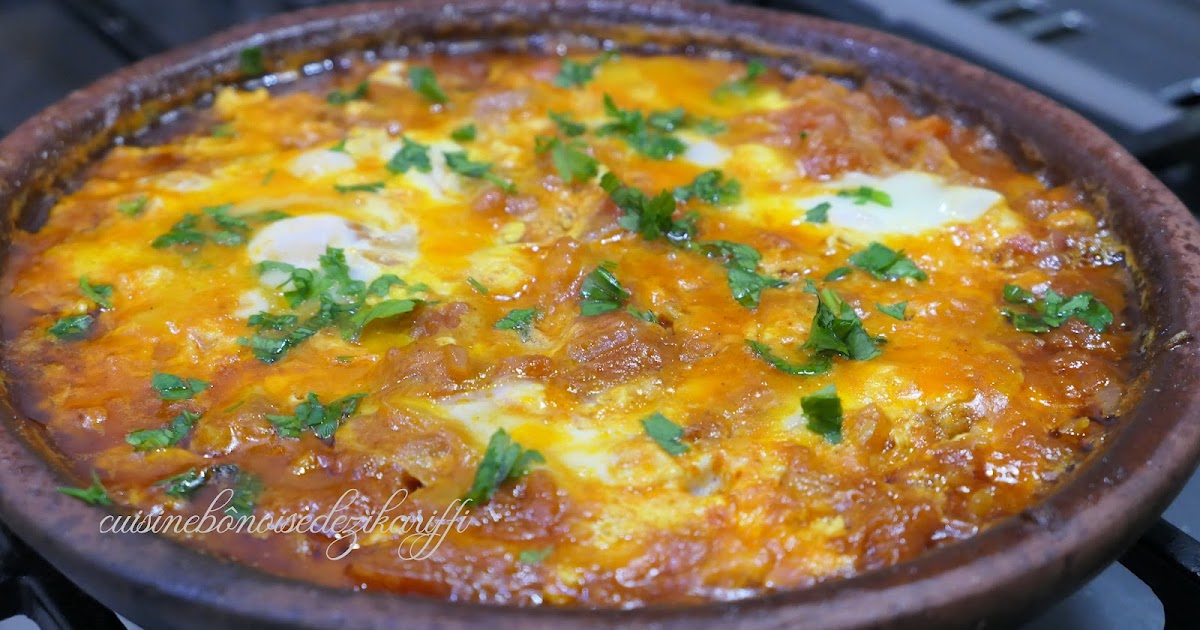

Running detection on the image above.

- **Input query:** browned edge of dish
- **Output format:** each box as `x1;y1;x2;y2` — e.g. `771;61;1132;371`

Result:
1;1;1199;628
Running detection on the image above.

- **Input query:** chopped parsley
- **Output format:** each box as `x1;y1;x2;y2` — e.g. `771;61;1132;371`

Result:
48;314;94;340
225;470;262;520
57;471;112;506
1001;285;1113;333
151;372;210;400
599;173;696;243
802;280;883;361
824;266;852;281
746;340;830;376
494;307;541;340
694;117;729;135
626;305;658;324
693;241;788;309
346;299;420;341
79;276;113;310
265;392;366;440
386;136;433;174
211;123;236;138
837;186;893;207
326;81;369;105
674;170;741;207
451;124;477;142
596;95;687;160
549;111;587;137
518;547;554;564
443;151;516;193
463;429;544;505
877;301;908;320
848;242;928;281
640;412;689;456
157;467;208;498
805;202;831;224
152;204;276;250
333;181;386;195
579;264;631;316
552;51;616;88
125;410;201;452
241;247;422;363
409;66;448;104
713;60;766;99
801;384;843;444
239;47;265;75
467;277;489;294
536;136;598;184
116;195;148;217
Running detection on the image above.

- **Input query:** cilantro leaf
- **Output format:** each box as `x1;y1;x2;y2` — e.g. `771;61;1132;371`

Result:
694;117;728;135
79;276;113;310
116;195;148;217
641;412;690;456
713;60;767;99
467;277;489;295
451;124;477;142
239;47;265;75
48;314;94;340
849;242;927;281
326;81;368;106
266;392;366;440
126;410;200;451
409;66;448;104
802;280;882;361
746;340;831;376
211;123;236;138
1001;286;1113;333
876;301;908;320
599;173;695;243
345;299;420;342
151;372;210;400
596;95;687;160
674;170;741;206
837;186;893;207
626;305;658;323
579;264;631;316
334;181;385;194
248;312;298;331
552;51;616;88
518;547;554;564
57;471;112;506
801;384;843;444
694;240;787;309
537;136;599;184
444;151;516;193
463;429;544;504
367;274;405;297
225;470;262;520
157;467;208;498
152;213;206;249
805;202;831;224
824;266;852;281
494;307;541;340
387;137;433;174
549;111;587;137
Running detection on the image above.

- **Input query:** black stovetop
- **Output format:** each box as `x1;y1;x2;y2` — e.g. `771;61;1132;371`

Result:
0;1;1198;628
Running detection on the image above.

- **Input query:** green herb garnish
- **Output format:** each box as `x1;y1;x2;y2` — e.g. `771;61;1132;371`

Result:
848;242;927;281
463;429;544;505
444;151;515;193
157;468;208;498
409;66;448;104
1001;286;1113;333
326;81;369;105
746;340;831;376
451;124;477;142
599;173;695;243
713;60;766;99
579;264;631;316
549;111;587;137
552;51;616;88
386;136;433;174
877;301;908;320
805;202;831;224
58;471;111;506
674;170;741;206
346;299;420;342
801;384;843;443
494;307;541;340
518;547;554;564
126;410;201;451
48;314;94;340
265;392;366;440
596;95;687;160
837;186;893;207
225;471;262;520
693;240;787;309
116;195;148;217
334;181;386;195
641;412;690;456
536;136;599;184
824;266;852;281
467;277;489;295
239;47;265;75
79;276;113;310
802;280;883;361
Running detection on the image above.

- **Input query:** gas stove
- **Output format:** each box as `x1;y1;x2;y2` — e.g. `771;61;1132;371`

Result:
0;1;1197;628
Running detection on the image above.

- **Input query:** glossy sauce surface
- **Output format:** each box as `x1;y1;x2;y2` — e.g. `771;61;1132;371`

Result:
0;52;1139;606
